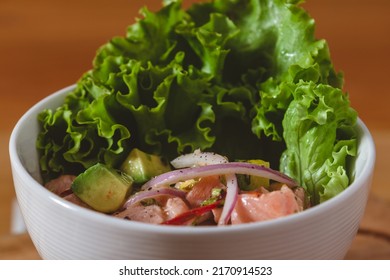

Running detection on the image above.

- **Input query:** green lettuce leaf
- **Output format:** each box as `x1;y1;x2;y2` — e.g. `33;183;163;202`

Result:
37;0;358;205
279;81;357;204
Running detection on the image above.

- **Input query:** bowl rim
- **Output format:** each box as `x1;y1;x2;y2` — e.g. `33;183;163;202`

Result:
9;84;376;236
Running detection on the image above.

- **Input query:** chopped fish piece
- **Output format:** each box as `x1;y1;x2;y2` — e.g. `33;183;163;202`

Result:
114;195;189;224
185;176;223;208
230;185;301;224
44;175;76;197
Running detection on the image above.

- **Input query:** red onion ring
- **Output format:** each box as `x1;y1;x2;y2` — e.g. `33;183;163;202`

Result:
171;150;237;225
122;187;187;209
141;162;297;191
218;173;238;225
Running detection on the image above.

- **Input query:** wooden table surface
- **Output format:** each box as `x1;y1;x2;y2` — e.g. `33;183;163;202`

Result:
1;0;389;259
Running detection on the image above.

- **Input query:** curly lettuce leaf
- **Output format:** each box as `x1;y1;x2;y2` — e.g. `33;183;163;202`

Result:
192;0;342;86
175;12;239;78
37;0;358;205
94;1;186;67
279;81;357;204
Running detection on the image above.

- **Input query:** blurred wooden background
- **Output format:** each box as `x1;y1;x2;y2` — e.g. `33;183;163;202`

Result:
0;0;389;259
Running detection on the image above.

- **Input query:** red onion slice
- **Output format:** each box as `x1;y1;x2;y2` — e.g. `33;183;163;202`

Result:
171;150;237;225
218;173;238;225
141;162;297;191
122;187;187;209
171;149;228;168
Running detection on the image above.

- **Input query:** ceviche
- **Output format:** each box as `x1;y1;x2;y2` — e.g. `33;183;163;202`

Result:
38;0;357;226
45;149;307;225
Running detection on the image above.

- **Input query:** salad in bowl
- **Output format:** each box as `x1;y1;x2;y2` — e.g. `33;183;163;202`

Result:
46;148;306;226
37;0;357;227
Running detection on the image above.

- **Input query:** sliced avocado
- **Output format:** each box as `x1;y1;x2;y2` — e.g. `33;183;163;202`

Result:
120;148;171;183
237;159;270;191
71;163;133;213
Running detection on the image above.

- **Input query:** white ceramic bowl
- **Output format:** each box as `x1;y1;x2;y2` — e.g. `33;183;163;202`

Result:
9;85;376;259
